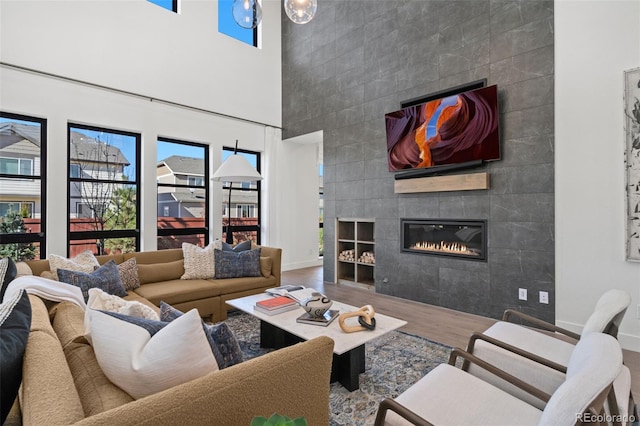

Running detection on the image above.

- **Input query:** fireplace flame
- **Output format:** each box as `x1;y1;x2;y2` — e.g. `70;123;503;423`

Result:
410;241;479;256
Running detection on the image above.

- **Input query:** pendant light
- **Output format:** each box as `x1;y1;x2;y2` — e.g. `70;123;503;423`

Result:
232;0;262;29
283;0;317;24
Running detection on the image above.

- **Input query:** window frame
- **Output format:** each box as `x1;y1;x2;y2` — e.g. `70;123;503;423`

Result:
67;123;141;256
0;112;47;259
157;138;210;248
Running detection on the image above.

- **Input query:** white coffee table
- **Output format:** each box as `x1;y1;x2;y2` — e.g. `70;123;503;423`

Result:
227;293;407;391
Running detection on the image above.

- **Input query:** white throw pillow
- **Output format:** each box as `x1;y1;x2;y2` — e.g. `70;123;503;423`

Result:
86;288;159;320
49;250;100;280
86;308;218;399
181;242;219;279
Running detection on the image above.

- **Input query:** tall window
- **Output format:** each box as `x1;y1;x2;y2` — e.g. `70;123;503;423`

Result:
157;139;209;249
68;124;140;256
147;0;178;13
218;0;258;47
222;147;261;245
0;112;47;260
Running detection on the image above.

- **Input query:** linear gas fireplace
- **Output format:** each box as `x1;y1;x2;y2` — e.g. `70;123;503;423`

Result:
401;219;487;261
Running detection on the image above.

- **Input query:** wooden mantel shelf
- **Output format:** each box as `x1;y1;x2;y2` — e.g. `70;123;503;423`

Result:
394;172;490;194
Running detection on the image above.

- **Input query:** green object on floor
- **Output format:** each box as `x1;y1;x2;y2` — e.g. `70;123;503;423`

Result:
250;413;307;426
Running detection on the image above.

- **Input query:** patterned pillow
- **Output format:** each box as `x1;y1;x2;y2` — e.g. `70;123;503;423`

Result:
49;250;100;280
86;308;218;399
87;288;158;320
0;289;31;424
0;257;17;302
181;242;215;280
214;248;261;279
58;260;127;302
160;302;243;369
117;258;140;291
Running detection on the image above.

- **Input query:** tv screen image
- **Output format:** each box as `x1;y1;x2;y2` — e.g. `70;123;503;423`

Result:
385;84;500;172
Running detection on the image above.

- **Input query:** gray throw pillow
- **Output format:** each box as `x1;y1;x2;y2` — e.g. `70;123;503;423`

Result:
58;260;127;302
214;248;261;279
221;240;252;252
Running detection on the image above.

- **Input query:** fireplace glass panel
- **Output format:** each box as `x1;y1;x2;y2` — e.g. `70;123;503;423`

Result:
401;219;487;261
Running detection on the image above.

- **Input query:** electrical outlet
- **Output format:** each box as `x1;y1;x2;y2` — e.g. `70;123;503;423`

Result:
539;291;549;304
518;288;527;301
637;304;640;319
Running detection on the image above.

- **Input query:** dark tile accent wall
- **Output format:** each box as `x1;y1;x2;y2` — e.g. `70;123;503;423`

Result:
282;0;555;321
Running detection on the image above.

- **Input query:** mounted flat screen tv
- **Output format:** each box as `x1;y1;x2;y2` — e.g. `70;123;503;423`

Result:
385;84;500;175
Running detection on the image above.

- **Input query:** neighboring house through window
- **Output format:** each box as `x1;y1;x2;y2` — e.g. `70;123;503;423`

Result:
157;139;209;250
67;124;140;256
0;113;47;260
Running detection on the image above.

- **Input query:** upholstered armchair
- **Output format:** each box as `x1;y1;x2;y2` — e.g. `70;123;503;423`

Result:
465;289;633;423
374;333;623;426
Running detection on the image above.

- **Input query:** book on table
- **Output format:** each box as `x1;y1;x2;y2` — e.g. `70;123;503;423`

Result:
254;296;299;316
296;309;340;327
265;285;305;296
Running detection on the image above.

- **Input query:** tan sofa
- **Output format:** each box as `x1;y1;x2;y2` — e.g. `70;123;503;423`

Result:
11;294;334;425
24;246;282;322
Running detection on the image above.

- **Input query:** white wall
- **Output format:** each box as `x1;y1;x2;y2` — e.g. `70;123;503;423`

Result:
555;0;640;350
265;130;322;271
0;0;283;255
0;0;281;127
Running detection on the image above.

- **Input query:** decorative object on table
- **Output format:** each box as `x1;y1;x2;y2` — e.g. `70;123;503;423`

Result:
254;296;299;316
625;67;640;261
339;305;376;333
296;309;339;327
251;413;307;426
212;140;262;244
300;292;332;317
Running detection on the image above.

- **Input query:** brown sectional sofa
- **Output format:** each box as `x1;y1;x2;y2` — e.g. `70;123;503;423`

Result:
7;246;335;425
24;246;283;322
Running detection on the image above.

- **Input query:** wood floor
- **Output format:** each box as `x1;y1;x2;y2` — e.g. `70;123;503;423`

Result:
282;266;640;401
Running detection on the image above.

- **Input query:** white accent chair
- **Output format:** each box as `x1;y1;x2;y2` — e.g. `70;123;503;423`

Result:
466;289;633;423
374;332;623;426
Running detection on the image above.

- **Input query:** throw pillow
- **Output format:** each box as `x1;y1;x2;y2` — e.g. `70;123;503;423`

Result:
0;289;31;424
15;261;33;278
214;248;261;279
49;250;100;280
181;242;215;280
220;240;252;252
117;258;140;291
86;307;218;399
259;256;273;278
87;288;158;321
0;257;17;302
58;260;127;302
160;302;243;369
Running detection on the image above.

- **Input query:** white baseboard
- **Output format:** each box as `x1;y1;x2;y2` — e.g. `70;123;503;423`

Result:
556;320;640;352
282;258;323;272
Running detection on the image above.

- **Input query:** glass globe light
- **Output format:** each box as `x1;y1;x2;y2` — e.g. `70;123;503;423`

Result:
283;0;317;25
232;0;262;29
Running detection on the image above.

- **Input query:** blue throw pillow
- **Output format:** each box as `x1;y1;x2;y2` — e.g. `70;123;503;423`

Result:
214;248;261;279
221;240;252;252
0;289;31;424
160;302;243;369
58;260;127;302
